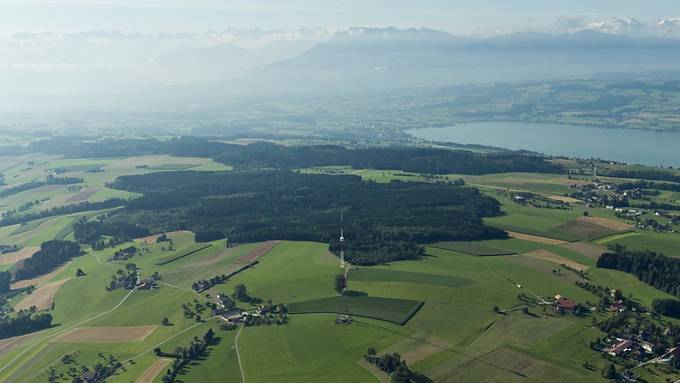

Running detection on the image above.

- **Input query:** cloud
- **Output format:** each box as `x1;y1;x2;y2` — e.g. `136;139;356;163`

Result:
556;16;587;31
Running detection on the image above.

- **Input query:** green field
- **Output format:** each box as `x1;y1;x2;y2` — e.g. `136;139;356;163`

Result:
431;241;516;256
4;157;680;383
288;296;424;325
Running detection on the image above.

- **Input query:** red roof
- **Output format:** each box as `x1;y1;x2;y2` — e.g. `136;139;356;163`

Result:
556;297;576;310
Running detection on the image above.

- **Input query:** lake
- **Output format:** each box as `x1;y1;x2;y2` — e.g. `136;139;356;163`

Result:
408;121;680;167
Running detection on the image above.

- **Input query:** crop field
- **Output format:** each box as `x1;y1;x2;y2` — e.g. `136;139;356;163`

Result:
349;268;473;288
3;157;680;383
0;154;229;218
288;296;424;325
14;278;71;311
0;246;38;265
53;326;157;342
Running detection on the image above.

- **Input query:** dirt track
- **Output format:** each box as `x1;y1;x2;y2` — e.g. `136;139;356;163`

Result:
53;325;157;343
0;247;38;266
14;278;71;311
135;358;171;383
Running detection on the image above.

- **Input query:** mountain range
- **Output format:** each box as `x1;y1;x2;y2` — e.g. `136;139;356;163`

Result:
2;23;680;110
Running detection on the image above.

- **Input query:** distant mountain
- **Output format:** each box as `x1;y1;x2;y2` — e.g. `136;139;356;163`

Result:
150;39;318;85
241;27;680;91
586;17;680;39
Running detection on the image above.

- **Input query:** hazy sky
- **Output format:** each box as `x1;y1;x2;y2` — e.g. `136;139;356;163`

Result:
1;0;678;35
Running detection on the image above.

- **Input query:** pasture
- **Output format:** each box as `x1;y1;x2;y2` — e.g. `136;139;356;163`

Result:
288;296;424;325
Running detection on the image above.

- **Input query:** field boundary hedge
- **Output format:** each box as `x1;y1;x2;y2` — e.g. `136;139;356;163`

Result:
155;244;213;265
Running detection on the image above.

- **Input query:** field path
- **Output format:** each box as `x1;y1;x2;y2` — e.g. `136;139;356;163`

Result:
121;316;215;363
235;326;246;383
0;289;135;376
135;358;172;383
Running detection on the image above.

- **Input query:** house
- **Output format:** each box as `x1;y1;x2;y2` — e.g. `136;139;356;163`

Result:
605;339;633;356
335;314;353;324
554;295;576;313
223;308;244;323
136;278;157;290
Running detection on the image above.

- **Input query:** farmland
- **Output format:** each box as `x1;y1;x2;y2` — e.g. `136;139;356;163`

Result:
1;149;680;382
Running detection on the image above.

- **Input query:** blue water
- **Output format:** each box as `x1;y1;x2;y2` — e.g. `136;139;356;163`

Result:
408;122;680;167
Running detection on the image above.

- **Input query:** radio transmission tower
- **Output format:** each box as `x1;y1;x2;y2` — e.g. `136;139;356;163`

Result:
339;210;345;269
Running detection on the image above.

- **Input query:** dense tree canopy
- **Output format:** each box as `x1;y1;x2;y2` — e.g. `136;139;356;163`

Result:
652;299;680;319
15;240;83;280
26;137;561;175
597;245;680;297
97;170;505;265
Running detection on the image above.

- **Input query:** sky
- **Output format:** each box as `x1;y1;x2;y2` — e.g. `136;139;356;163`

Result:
1;0;679;35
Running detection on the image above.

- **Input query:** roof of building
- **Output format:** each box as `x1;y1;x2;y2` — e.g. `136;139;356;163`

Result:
556;297;576;310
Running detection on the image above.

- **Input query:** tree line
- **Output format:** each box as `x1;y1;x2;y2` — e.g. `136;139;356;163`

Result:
597;244;680;297
0;175;82;199
23;136;562;175
0;199;125;228
73;218;149;249
95;170;505;265
15;240;83;280
0;312;53;339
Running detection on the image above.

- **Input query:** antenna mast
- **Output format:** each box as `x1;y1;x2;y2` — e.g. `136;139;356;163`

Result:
339;210;345;269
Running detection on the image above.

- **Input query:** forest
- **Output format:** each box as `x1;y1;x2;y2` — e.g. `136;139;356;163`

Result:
0;312;53;339
73;219;150;249
22;137;562;175
0;199;125;227
94;170;505;265
0;175;83;199
15;240;83;280
597;245;680;297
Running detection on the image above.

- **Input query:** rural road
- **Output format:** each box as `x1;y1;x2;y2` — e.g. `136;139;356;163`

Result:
235;326;246;383
121;315;216;363
0;288;136;375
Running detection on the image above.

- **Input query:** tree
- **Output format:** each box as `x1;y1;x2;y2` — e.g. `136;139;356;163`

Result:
602;363;616;379
76;268;86;277
367;347;377;357
0;271;10;293
335;274;347;295
232;284;250;302
161;317;170;326
391;363;411;383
